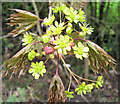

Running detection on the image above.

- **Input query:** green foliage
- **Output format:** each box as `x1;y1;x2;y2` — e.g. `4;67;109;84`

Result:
65;91;74;100
1;87;27;102
0;98;3;103
29;61;46;79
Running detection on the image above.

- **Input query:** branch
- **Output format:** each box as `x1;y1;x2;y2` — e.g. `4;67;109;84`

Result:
32;0;42;36
74;38;88;42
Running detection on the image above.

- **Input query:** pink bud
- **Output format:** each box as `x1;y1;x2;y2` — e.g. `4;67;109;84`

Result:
44;46;55;55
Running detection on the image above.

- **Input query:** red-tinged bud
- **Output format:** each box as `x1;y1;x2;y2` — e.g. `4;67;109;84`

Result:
70;42;74;48
44;46;55;55
54;52;65;59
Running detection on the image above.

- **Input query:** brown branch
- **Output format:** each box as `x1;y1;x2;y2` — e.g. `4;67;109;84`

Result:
32;0;42;36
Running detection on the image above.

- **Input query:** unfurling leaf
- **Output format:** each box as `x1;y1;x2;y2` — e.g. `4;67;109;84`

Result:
7;9;39;37
87;40;117;77
48;75;67;103
3;46;30;79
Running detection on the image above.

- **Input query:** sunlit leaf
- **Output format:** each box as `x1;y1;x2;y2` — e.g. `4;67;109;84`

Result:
7;9;39;37
48;75;67;103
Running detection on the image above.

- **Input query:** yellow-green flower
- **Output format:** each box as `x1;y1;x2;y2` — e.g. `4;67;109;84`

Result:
73;42;89;60
29;61;46;79
53;35;72;55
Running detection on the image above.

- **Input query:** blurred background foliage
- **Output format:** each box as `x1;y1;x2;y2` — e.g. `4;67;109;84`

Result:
1;2;119;102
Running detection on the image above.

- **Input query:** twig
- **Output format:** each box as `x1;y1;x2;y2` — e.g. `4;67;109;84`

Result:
74;38;88;42
32;0;42;36
67;73;72;92
0;34;13;39
60;56;81;85
72;72;97;83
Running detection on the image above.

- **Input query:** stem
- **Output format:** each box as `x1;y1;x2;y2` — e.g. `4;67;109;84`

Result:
56;53;59;76
67;73;72;92
72;27;80;33
39;19;43;21
72;72;97;83
59;10;61;23
32;41;55;46
44;58;50;64
74;38;88;42
61;56;96;83
32;41;44;45
60;56;81;85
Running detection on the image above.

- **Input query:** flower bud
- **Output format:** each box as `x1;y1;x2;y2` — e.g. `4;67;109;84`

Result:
44;46;55;55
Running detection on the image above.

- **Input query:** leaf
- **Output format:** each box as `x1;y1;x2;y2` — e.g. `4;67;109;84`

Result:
48;75;67;103
4;46;30;79
12;46;30;58
87;40;117;77
7;9;39;37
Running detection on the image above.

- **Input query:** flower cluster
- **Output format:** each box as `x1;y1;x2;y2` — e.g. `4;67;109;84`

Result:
75;76;104;95
73;42;89;60
22;32;33;46
28;50;40;61
29;61;46;79
53;35;72;55
50;21;65;35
